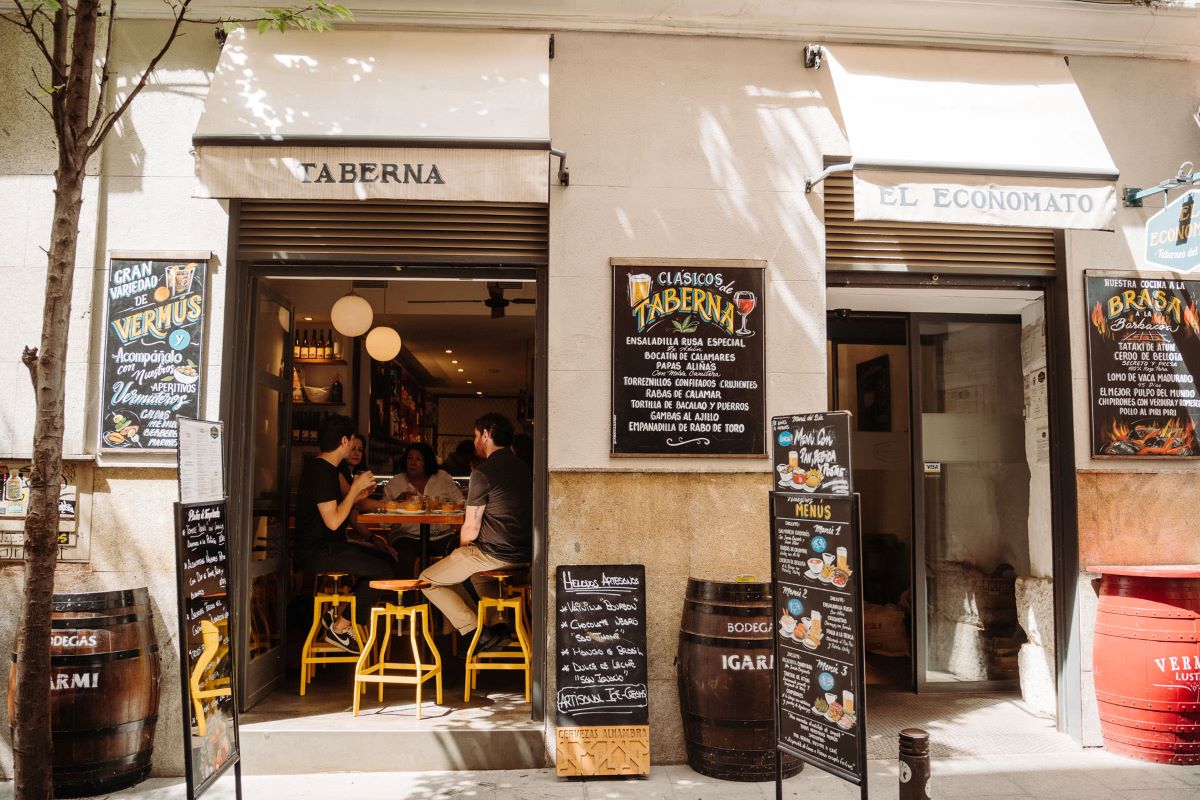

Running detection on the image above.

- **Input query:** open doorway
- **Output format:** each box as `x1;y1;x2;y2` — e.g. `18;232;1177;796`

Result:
827;286;1057;714
228;270;545;750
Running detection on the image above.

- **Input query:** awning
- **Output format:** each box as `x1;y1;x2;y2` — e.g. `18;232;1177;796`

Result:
822;45;1118;230
193;29;551;203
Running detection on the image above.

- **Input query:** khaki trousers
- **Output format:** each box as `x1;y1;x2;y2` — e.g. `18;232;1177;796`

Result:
419;544;514;635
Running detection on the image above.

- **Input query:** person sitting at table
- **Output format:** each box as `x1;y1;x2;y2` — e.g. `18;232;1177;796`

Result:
439;439;476;477
294;414;397;653
368;442;464;568
338;432;367;483
420;413;532;652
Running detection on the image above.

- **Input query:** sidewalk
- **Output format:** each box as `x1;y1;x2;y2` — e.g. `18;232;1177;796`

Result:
5;751;1200;800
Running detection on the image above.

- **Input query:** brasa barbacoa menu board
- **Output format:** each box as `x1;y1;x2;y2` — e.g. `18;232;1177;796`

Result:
174;500;238;798
1086;272;1200;457
611;259;766;457
101;256;208;451
555;564;649;727
771;492;865;785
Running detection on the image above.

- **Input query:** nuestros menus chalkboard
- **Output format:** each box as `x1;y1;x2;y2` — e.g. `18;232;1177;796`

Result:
771;492;866;790
174;500;239;799
555;564;649;727
101;256;208;451
1086;271;1200;457
611;259;765;456
772;412;853;495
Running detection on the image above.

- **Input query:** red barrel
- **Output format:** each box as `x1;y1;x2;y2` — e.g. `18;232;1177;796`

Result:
1091;565;1200;764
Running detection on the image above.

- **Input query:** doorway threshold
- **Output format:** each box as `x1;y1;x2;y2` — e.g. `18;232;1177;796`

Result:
238;675;546;774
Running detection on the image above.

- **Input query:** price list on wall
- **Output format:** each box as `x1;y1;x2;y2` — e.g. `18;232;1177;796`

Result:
769;412;867;797
611;259;766;457
174;501;239;799
555;564;650;777
1086;272;1200;457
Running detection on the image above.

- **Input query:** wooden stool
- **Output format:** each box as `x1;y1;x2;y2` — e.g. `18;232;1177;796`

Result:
299;572;364;696
353;579;442;719
464;568;532;703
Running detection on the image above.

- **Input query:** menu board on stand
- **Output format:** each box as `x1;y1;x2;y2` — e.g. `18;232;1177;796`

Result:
554;564;650;778
769;411;867;798
99;252;210;452
611;258;766;457
173;418;241;800
1085;271;1200;457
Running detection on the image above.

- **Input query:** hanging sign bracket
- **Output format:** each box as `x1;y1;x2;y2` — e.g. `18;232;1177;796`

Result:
1123;161;1199;207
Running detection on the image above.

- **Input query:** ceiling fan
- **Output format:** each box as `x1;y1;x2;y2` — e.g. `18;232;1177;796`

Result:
407;281;535;318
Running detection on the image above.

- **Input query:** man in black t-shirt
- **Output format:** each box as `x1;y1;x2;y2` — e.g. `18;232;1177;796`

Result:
295;415;395;652
420;413;531;651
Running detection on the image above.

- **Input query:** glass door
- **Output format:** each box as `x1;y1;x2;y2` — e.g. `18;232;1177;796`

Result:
237;281;294;707
913;316;1030;691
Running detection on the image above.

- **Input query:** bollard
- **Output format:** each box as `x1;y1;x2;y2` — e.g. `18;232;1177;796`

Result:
898;727;931;800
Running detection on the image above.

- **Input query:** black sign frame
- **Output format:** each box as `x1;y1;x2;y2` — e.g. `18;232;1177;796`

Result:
1085;270;1200;458
611;258;766;457
771;412;853;495
770;493;867;797
173;500;242;800
99;253;210;452
554;564;649;728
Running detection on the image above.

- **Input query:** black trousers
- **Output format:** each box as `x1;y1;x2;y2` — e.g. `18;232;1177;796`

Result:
297;540;397;624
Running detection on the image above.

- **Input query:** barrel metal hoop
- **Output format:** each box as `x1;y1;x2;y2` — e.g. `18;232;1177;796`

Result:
1099;727;1200;753
1099;711;1200;733
1094;624;1200;642
683;600;772;618
681;709;772;729
52;749;153;775
51;611;149;629
1098;606;1200;620
44;715;159;738
1096;690;1200;713
679;631;773;649
36;644;160;667
51;588;150;612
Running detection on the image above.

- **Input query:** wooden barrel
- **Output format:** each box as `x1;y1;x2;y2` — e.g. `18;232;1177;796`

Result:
1092;566;1200;765
677;579;803;781
8;588;161;797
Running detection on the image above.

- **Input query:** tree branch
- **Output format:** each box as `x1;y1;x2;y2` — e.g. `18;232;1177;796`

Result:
21;346;39;388
88;0;193;155
89;0;118;132
23;89;54;120
50;4;69;142
10;0;60;79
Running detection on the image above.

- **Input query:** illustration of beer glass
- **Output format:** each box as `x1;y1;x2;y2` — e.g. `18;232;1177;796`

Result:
166;262;196;296
628;273;652;307
734;290;756;336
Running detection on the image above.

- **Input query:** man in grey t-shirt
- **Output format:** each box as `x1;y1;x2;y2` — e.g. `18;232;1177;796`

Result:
420;413;531;650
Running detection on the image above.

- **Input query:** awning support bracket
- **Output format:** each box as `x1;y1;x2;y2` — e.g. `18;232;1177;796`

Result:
551;148;569;187
1123;162;1198;207
805;161;852;194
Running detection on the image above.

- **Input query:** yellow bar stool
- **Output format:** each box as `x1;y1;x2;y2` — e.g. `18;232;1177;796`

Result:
299;571;364;696
353;579;443;719
464;568;532;703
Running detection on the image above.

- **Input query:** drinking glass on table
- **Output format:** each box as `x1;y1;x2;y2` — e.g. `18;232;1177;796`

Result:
733;290;756;336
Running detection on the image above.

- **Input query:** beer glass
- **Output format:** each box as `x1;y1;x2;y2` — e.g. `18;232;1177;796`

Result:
628;273;652;307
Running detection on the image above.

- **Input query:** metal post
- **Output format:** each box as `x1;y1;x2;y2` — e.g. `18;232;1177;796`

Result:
898;728;931;800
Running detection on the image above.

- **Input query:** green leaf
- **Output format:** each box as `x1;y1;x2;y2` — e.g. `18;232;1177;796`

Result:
258;18;271;34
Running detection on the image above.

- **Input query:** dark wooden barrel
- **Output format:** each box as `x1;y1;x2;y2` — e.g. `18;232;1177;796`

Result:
8;588;161;797
1092;566;1200;764
678;579;803;781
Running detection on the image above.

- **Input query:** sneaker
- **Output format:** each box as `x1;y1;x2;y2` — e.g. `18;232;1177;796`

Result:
324;624;360;654
320;608;337;634
477;623;512;652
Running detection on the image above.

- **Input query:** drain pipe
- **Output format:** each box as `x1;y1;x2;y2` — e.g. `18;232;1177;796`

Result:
898;728;931;800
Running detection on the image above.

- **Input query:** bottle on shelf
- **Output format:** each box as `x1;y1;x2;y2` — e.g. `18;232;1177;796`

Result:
316;330;326;359
326;329;335;359
332;333;341;360
292;332;301;360
330;377;343;404
299;330;308;359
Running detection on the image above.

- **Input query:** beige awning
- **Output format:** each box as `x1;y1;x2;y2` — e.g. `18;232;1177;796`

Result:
193;29;551;202
823;45;1118;230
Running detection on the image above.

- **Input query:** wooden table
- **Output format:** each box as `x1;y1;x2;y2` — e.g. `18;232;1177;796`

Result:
359;512;464;571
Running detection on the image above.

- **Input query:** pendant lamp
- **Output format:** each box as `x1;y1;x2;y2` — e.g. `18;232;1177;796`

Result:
330;292;373;337
365;326;402;362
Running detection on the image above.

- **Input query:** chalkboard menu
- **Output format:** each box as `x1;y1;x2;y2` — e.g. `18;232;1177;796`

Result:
555;564;649;726
1086;272;1200;457
611;259;766;457
771;493;866;791
174;501;239;800
772;412;852;495
100;255;208;451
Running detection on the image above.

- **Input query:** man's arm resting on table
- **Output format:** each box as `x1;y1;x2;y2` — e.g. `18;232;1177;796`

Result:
459;505;485;547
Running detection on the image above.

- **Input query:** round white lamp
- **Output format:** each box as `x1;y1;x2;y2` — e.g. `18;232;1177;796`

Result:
365;326;402;362
277;306;291;331
330;293;373;337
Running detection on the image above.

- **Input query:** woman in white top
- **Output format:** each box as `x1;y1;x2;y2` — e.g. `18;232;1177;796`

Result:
381;442;464;546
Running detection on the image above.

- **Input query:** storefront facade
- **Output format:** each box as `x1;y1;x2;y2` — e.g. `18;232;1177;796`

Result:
2;0;1200;778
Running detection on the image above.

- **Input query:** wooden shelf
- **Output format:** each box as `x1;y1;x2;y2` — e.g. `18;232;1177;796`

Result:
293;401;346;407
295;358;346;365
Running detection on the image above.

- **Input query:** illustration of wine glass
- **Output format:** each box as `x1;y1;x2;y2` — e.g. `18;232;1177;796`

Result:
734;290;756;336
